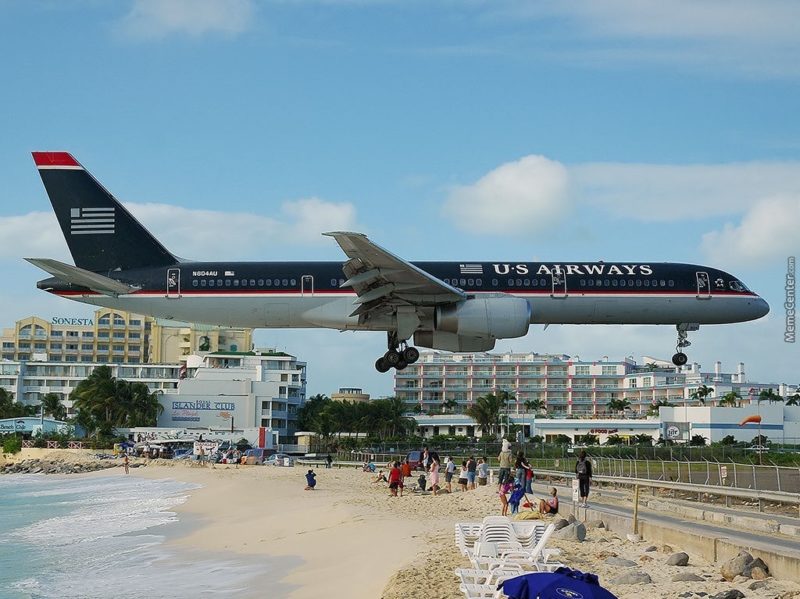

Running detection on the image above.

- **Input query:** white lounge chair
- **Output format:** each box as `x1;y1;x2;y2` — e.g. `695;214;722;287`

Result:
471;523;563;572
455;565;524;586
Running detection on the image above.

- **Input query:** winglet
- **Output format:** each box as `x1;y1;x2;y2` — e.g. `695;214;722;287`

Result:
32;152;82;169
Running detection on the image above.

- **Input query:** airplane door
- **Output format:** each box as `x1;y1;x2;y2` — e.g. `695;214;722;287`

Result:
166;268;181;298
301;275;314;297
696;271;711;299
550;270;567;298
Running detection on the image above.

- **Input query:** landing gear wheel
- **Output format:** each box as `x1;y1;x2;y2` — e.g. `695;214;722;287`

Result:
395;360;408;371
672;352;688;366
384;350;401;366
375;357;391;373
402;347;420;364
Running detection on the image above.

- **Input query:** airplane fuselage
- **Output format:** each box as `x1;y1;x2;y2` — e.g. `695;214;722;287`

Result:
40;259;769;330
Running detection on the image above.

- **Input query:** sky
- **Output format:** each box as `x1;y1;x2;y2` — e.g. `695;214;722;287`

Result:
0;0;798;397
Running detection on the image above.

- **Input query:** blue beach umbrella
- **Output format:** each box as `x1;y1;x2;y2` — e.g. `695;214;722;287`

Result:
499;568;618;599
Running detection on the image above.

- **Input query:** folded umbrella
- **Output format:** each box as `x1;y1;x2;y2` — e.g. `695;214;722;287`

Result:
499;567;618;599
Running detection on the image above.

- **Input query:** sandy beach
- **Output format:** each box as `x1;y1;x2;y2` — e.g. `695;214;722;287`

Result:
116;460;800;599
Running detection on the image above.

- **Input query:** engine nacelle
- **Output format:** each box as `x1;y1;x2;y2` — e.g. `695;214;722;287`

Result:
414;331;496;352
435;295;531;339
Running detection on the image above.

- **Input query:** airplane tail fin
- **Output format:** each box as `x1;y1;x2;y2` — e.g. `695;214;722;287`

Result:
32;152;178;272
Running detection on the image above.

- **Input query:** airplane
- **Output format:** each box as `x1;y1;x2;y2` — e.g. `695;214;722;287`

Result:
27;152;770;373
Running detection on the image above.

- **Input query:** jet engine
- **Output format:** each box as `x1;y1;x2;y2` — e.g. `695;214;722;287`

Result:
434;295;531;339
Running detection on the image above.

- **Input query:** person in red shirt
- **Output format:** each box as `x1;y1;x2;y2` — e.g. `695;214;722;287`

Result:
388;461;403;497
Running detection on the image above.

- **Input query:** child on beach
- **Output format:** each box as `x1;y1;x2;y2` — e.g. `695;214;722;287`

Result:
498;480;513;516
304;469;317;491
373;470;388;483
388;461;402;497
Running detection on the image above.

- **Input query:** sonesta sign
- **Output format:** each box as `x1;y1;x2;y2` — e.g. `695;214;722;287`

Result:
51;317;93;326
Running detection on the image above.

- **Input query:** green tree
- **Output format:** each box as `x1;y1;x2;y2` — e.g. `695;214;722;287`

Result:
465;392;509;438
0;389;38;419
719;391;741;407
759;388;782;403
441;398;458;414
647;398;671;416
40;393;67;421
607;398;631;416
691;384;713;405
786;393;800;407
719;434;737;445
690;434;707;446
605;434;625;445
631;434;654;445
523;398;546;415
297;394;330;431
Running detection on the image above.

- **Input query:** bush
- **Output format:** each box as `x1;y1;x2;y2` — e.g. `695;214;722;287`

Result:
3;436;22;454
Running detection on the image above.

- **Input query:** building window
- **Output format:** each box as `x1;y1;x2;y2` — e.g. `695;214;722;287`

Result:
575;365;590;375
81;344;93;351
130;320;141;326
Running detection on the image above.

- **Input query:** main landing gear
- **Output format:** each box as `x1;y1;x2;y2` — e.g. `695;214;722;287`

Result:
375;332;420;373
672;323;699;366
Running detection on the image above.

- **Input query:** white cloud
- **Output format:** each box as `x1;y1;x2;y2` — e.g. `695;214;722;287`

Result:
442;155;570;235
570;161;800;222
119;0;255;39
0;198;359;262
700;195;800;267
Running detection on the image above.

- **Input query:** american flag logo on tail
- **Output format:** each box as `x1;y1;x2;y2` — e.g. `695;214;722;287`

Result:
70;207;115;235
459;263;483;275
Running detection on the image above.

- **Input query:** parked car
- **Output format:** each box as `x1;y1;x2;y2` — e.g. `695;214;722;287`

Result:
265;453;294;466
746;445;769;453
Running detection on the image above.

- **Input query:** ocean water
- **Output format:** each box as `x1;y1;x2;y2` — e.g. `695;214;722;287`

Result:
0;474;295;599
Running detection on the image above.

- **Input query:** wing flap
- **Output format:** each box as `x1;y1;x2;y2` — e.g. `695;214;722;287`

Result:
25;258;140;296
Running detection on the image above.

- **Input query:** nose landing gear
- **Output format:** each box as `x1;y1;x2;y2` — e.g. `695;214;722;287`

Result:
672;323;699;366
375;332;420;372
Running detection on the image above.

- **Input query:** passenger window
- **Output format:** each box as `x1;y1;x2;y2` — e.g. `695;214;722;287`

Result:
217;279;223;287
468;278;474;286
523;278;530;286
619;280;626;287
660;280;666;287
540;279;547;287
265;279;271;287
508;279;515;287
290;279;296;286
516;279;523;287
331;279;338;287
201;279;207;287
250;279;256;287
460;278;466;286
603;279;610;286
611;279;618;287
643;280;650;287
226;279;232;287
258;279;264;286
192;280;198;287
241;279;247;287
651;280;658;287
233;280;239;287
209;280;215;287
668;280;674;287
282;279;289;287
587;279;594;287
492;279;498;286
636;280;642;287
476;279;483;287
628;279;634;287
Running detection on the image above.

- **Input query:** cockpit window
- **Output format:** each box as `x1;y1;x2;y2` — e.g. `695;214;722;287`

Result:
729;280;749;292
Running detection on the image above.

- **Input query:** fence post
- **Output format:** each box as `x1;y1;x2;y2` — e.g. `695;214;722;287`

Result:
633;484;641;535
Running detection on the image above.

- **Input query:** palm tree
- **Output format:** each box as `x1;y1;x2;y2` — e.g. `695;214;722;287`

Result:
523;398;546;415
759;388;783;403
719;391;741;407
607;398;630;416
441;398;458;414
40;393;67;421
691;384;713;405
465;392;508;438
647;398;671;416
70;365;119;437
786;393;800;407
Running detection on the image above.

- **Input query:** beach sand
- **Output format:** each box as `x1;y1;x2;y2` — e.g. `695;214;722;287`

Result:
116;462;799;599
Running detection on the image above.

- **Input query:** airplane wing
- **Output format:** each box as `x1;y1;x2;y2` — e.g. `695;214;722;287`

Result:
25;258;140;296
324;232;465;317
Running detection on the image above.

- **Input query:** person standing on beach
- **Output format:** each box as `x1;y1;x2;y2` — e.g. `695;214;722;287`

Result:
326;454;333;469
477;457;489;486
575;450;593;507
388;461;402;497
444;456;456;493
401;458;412;480
498;479;513;516
514;451;531;488
458;461;468;492
497;439;512;487
421;446;430;472
466;456;477;490
428;452;440;496
123;454;129;474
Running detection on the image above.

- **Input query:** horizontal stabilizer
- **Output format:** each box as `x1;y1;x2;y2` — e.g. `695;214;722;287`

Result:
25;258;139;296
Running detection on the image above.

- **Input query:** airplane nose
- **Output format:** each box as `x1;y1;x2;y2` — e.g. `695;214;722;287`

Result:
752;297;770;319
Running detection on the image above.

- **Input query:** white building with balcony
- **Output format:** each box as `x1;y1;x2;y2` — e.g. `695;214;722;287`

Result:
158;350;306;443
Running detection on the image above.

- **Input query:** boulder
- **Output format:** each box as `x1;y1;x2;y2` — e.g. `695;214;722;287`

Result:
742;557;769;579
644;545;658;552
553;518;570;531
611;570;652;585
748;581;769;591
672;572;704;582
710;591;745;599
604;556;637;567
721;551;753;581
553;522;586;542
585;519;605;529
749;567;769;581
667;552;690;566
567;514;577;524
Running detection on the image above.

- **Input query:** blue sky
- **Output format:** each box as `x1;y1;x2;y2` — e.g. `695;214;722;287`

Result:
0;0;798;396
